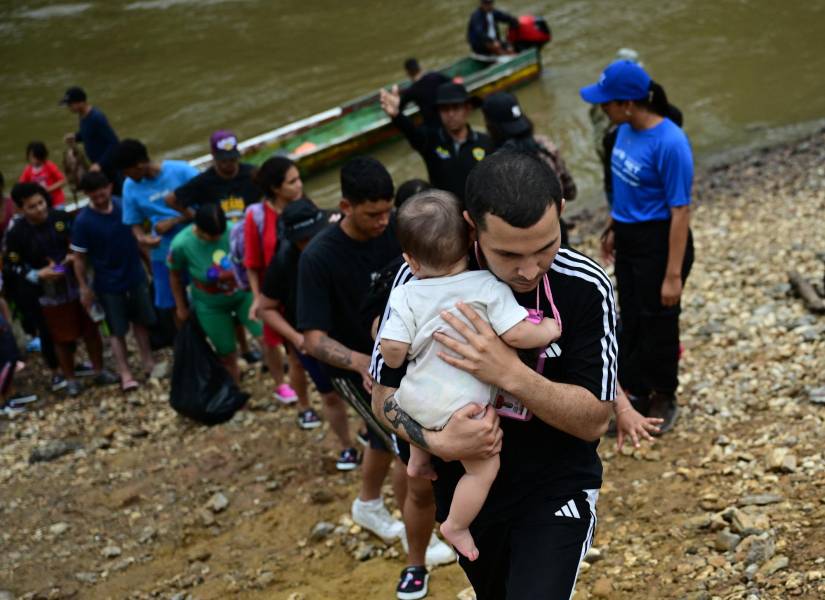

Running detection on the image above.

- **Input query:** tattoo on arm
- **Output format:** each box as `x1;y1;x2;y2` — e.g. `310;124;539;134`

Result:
383;395;429;450
314;334;353;370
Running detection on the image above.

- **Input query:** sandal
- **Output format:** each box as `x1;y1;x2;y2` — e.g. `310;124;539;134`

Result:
121;379;140;392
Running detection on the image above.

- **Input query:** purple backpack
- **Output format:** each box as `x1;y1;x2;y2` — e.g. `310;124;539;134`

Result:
229;203;265;290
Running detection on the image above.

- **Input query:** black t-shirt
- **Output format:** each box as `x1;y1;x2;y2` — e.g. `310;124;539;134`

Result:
297;222;401;379
400;72;451;128
371;246;617;523
392;116;494;201
261;241;300;325
174;163;260;221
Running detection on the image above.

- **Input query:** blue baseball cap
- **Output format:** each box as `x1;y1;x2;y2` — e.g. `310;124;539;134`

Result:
579;60;651;104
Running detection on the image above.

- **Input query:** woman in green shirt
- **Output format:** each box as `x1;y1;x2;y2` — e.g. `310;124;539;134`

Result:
168;204;262;382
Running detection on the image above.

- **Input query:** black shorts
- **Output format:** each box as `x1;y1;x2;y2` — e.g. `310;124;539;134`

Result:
100;282;157;338
329;374;393;452
459;489;599;600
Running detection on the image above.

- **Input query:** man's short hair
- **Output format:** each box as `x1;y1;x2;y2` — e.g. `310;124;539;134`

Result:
79;171;110;192
397;190;469;270
404;57;421;76
113;139;150;170
340;156;394;205
395;178;431;209
195;203;227;236
465;150;562;231
10;182;51;209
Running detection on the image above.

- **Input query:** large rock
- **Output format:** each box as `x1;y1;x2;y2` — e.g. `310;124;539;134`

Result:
206;492;229;513
29;440;83;464
766;448;797;473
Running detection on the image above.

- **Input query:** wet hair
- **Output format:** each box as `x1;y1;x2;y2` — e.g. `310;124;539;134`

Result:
79;171;110;192
256;156;295;197
113;139;150;170
397;190;469;270
340;156;394;205
465;149;561;231
26;141;48;161
10;182;51;209
394;178;432;209
194;203;227;236
404;58;421;76
632;80;671;118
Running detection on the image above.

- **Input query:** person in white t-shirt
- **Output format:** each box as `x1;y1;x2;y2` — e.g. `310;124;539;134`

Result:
379;190;559;561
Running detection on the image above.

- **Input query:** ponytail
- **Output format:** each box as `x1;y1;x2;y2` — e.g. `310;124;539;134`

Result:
632;80;670;118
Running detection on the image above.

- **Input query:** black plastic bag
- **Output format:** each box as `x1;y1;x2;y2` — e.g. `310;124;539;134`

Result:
169;316;249;425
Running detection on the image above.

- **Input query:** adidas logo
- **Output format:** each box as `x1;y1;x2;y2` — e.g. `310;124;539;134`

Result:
554;499;580;519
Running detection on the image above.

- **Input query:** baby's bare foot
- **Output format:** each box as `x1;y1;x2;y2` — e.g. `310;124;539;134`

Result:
407;459;438;480
440;520;479;561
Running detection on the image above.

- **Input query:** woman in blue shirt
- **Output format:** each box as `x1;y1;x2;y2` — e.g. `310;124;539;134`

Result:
580;60;694;433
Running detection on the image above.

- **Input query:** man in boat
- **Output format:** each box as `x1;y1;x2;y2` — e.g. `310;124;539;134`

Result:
467;0;518;56
400;58;450;128
60;86;123;194
379;82;493;202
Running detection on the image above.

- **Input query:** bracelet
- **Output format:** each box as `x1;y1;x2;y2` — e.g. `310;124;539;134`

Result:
614;406;632;416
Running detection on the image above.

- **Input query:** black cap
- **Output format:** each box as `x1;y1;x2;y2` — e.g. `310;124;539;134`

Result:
59;86;86;105
481;91;530;136
282;199;328;244
435;82;481;107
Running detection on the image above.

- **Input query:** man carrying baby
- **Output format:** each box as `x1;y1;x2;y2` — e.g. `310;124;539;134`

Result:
379;190;560;561
371;150;618;599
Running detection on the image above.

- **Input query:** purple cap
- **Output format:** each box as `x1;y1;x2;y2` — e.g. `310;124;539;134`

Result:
579;60;651;104
209;130;241;160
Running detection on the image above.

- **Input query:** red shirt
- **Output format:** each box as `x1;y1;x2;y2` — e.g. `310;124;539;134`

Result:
243;202;278;272
19;161;66;206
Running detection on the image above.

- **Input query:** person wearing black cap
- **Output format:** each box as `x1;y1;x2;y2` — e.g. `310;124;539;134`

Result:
60;86;122;193
259;200;357;459
467;0;518;56
380;82;493;202
400;58;450;128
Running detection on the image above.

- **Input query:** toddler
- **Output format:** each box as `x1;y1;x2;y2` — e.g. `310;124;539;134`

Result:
379;190;560;561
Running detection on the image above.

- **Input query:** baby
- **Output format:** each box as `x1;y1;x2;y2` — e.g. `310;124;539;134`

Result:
379;190;560;561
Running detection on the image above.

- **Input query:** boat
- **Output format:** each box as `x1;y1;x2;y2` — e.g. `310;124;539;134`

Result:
189;47;544;175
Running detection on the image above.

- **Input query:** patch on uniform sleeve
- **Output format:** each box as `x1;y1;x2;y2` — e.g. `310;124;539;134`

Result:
435;146;451;160
54;221;66;232
472;147;486;161
7;252;19;263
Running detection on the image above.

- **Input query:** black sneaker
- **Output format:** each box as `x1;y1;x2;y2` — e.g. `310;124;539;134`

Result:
66;380;83;397
51;374;68;392
8;393;38;408
75;362;95;378
396;566;429;600
648;392;678;434
336;447;359;471
297;408;322;430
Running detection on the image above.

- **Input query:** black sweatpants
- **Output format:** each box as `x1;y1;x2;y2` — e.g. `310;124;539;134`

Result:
458;489;598;599
613;219;694;397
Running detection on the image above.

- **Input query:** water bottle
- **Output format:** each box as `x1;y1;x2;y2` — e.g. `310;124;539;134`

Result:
88;302;106;323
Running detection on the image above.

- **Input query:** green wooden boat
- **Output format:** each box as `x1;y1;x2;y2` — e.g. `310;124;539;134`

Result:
189;48;543;175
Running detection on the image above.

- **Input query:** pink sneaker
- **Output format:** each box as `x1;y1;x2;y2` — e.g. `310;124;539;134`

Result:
273;384;298;404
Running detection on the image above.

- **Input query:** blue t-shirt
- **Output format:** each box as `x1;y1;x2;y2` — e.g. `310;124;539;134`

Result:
610;118;693;224
70;198;145;294
122;160;199;261
76;108;119;169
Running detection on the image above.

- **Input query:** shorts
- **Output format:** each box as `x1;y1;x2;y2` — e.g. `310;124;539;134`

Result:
297;352;333;394
330;373;392;452
151;261;176;310
99;282;157;338
41;300;98;344
193;290;262;356
263;322;283;347
457;489;599;599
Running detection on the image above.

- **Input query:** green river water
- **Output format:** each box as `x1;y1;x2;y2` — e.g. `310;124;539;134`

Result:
2;0;825;211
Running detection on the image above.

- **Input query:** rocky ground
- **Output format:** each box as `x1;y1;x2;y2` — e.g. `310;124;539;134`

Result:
1;130;824;600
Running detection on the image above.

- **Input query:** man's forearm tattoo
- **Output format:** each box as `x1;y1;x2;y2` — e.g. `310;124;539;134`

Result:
315;335;353;370
383;395;429;450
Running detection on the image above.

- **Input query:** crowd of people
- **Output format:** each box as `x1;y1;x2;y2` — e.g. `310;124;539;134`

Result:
0;3;695;595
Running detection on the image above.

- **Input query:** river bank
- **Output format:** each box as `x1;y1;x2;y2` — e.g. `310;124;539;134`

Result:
1;129;823;599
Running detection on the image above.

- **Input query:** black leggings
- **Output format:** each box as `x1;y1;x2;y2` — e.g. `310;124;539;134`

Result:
613;219;694;397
